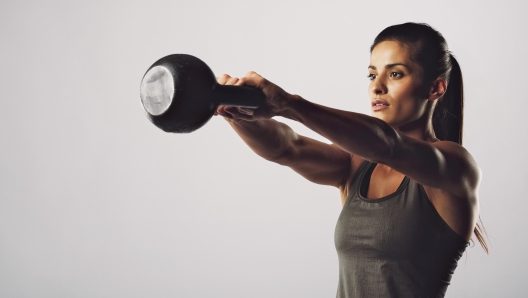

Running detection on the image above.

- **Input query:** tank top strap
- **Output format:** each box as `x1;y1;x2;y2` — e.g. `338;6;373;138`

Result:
344;160;372;205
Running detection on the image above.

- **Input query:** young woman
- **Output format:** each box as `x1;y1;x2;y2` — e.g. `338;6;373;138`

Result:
214;23;487;298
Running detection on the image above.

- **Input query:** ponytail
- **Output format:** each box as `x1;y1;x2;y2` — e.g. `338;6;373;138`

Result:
432;54;464;145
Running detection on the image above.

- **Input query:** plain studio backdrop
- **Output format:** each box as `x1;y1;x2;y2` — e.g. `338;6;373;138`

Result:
1;0;526;297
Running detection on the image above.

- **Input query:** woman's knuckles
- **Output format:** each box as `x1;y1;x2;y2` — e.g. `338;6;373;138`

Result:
245;71;259;77
226;77;239;85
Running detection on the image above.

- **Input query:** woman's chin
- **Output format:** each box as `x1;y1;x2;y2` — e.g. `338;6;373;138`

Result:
372;113;390;123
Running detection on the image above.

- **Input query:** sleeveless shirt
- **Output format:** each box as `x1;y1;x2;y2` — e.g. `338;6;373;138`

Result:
334;161;468;298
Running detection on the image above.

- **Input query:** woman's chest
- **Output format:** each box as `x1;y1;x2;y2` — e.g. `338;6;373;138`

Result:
335;189;440;260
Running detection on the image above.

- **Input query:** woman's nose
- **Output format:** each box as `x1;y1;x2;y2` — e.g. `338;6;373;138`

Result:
370;78;387;95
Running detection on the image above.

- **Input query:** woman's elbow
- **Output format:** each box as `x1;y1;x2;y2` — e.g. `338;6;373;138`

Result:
365;122;400;164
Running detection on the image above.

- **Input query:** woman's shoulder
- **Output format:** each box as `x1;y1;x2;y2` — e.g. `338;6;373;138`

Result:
432;140;481;188
422;141;481;241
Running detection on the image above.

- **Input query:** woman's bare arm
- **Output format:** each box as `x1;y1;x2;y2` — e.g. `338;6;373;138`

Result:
236;72;480;199
215;75;351;189
279;97;480;198
218;110;351;188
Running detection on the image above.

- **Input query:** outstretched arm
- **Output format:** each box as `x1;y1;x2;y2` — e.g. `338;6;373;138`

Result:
281;97;480;197
215;75;351;189
236;72;480;199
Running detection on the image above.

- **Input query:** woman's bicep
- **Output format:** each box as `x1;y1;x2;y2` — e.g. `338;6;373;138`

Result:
276;135;352;188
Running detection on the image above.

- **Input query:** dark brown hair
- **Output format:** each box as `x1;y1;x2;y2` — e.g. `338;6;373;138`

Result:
371;22;488;253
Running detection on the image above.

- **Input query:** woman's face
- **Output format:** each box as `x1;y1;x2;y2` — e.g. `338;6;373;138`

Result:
368;41;430;127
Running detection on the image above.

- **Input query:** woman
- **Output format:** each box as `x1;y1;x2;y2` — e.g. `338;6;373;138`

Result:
214;23;487;297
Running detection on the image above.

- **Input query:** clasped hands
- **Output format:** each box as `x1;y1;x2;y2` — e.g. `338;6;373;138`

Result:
214;71;295;122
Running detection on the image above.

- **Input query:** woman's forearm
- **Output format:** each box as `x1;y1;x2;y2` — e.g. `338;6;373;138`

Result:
278;96;398;163
227;118;299;163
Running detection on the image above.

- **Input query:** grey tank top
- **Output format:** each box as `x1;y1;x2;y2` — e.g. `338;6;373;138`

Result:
334;161;468;298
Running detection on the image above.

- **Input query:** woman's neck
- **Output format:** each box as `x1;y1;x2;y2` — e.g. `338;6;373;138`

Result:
396;115;438;143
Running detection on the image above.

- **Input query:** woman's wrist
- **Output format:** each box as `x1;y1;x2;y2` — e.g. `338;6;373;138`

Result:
275;94;306;121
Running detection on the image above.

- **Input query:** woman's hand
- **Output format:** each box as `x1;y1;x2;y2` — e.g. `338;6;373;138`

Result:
214;72;295;122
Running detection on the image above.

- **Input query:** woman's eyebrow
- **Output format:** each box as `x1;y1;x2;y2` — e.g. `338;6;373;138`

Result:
385;63;409;69
368;63;409;70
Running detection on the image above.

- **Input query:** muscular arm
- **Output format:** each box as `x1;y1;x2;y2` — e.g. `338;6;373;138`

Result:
279;96;481;198
231;72;480;200
215;74;351;189
220;114;351;188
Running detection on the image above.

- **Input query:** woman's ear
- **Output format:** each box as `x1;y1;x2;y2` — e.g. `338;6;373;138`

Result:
428;78;448;101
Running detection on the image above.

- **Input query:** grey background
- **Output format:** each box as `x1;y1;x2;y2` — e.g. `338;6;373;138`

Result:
1;0;526;297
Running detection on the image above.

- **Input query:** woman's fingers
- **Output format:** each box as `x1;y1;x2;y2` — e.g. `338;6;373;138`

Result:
237;73;264;89
237;107;254;116
218;71;265;87
216;74;239;86
245;71;261;78
215;106;231;118
226;77;239;85
225;106;254;120
215;74;254;119
218;72;262;88
216;74;230;84
216;106;254;121
215;72;271;120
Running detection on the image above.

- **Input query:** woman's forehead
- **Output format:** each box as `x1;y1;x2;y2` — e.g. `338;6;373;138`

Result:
369;41;414;67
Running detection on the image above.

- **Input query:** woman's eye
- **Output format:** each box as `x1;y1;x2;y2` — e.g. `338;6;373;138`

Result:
390;72;403;78
367;73;376;80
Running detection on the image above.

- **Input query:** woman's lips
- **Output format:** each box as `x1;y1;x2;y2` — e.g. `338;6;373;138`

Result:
372;100;389;111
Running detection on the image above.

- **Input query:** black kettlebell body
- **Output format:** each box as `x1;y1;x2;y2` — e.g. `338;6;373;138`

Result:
140;54;264;133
